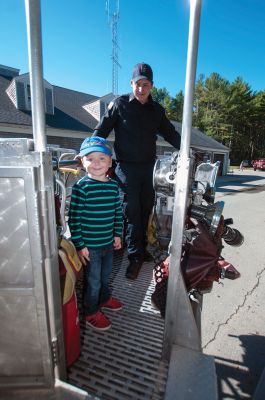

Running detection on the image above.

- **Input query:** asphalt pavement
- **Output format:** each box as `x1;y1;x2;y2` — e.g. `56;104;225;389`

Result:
201;169;265;399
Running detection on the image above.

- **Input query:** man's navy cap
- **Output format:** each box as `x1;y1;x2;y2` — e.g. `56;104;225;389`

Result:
78;136;112;157
132;63;153;83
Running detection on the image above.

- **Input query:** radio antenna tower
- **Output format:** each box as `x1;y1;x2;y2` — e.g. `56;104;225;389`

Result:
106;0;121;95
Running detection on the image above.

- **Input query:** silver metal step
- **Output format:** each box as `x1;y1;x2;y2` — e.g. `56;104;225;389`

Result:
68;250;168;400
165;345;217;400
0;380;91;400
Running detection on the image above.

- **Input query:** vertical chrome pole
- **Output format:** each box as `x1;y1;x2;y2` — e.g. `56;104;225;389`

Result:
25;0;47;152
163;0;202;359
24;0;66;381
181;0;201;158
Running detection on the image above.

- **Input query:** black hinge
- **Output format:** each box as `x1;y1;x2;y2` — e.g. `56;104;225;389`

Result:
51;337;59;365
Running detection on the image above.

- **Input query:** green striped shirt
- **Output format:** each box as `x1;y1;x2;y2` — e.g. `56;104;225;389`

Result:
68;176;123;249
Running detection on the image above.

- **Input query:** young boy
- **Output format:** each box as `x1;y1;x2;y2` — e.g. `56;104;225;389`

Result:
68;136;123;331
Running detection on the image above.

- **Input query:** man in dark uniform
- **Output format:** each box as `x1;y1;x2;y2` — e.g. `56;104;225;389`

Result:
93;62;181;280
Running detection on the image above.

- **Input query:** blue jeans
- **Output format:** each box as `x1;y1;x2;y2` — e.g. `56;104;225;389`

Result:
83;244;113;316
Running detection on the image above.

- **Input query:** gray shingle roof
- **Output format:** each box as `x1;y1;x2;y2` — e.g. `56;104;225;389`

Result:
172;121;229;152
0;74;99;132
0;71;229;152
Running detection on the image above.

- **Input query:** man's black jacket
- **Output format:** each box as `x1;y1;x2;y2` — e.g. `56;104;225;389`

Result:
93;93;181;164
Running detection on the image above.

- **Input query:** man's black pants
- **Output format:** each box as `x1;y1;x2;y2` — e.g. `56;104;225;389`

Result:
115;162;155;261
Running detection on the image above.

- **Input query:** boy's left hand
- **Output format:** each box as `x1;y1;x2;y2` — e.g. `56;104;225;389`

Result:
113;236;122;250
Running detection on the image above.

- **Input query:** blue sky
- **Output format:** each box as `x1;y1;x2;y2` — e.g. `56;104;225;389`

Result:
1;0;264;97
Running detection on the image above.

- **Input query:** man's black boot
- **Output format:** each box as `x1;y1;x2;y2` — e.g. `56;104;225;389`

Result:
125;260;143;280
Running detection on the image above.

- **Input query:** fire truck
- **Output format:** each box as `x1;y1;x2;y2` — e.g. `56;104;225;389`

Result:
0;1;244;399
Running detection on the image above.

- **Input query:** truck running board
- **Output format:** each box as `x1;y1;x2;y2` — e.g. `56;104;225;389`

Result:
165;345;217;400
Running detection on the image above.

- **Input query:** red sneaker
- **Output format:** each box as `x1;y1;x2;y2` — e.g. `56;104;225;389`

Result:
85;311;111;331
101;297;123;311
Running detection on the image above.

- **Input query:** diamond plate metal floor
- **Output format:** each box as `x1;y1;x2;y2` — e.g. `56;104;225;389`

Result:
68;249;168;400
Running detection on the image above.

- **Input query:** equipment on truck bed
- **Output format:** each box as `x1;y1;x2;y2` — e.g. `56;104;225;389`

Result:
150;152;242;317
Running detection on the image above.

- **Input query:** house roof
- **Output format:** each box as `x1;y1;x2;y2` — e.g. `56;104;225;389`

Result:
0;68;229;153
0;74;99;132
48;85;98;132
172;121;229;152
